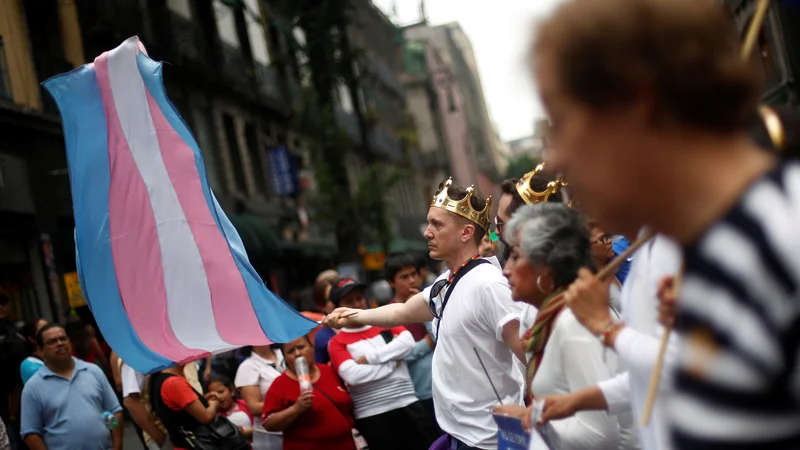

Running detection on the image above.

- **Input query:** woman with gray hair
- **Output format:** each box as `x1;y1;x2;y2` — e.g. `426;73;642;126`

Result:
497;203;638;450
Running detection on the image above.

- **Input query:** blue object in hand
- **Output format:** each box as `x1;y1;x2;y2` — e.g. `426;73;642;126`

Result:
102;411;119;430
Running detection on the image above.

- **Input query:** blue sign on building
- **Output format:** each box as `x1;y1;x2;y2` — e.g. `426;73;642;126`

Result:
266;145;298;196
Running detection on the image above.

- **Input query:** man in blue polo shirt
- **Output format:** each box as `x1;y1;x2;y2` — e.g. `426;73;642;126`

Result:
21;324;123;450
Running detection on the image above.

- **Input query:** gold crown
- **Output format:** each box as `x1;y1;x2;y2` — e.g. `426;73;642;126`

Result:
516;163;568;204
431;178;492;231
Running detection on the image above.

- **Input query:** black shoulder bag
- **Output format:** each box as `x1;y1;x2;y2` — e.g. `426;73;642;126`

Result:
434;259;490;345
150;373;250;450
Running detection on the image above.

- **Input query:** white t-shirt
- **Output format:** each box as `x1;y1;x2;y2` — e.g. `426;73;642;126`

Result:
234;350;285;436
121;362;146;398
424;256;523;450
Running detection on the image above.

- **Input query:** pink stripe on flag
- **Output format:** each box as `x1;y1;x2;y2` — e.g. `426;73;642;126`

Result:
143;86;269;345
95;52;200;362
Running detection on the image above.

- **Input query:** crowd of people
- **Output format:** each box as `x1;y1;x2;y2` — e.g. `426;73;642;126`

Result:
2;0;799;449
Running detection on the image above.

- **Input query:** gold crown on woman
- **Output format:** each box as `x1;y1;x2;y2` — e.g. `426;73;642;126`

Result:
431;178;492;231
517;163;569;205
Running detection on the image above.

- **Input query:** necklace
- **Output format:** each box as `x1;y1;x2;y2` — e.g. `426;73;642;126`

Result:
446;254;482;284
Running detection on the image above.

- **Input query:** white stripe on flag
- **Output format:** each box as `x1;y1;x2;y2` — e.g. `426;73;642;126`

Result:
106;39;236;353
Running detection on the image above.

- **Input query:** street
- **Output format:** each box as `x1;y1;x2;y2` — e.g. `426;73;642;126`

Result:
122;421;145;450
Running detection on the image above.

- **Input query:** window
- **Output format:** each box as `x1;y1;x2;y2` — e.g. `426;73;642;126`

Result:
222;114;247;193
290;27;311;86
190;107;223;192
244;123;267;193
337;82;354;113
244;0;270;65
166;0;192;19
213;0;240;48
0;37;11;101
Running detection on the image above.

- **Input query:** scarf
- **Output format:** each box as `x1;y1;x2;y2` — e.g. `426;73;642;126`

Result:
522;289;567;405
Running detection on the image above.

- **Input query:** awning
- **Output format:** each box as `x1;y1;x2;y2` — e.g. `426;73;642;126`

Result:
228;213;281;259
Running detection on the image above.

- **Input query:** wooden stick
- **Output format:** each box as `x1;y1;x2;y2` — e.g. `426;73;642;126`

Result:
596;230;654;281
556;230;655;306
741;0;771;61
641;330;671;425
641;270;682;425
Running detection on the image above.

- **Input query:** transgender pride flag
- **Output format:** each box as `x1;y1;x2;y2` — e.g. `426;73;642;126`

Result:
43;37;316;374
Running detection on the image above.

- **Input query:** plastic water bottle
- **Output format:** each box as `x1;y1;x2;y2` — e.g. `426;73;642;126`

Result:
294;356;313;393
103;411;119;430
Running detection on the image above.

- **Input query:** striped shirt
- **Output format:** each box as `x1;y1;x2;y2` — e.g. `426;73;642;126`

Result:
328;325;419;419
671;162;800;449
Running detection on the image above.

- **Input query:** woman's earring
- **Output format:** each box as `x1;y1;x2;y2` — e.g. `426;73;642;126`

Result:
536;276;551;294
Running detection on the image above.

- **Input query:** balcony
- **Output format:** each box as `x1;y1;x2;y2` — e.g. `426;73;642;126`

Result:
220;42;250;89
285;77;302;110
367;58;405;97
420;150;449;171
368;126;403;161
169;11;201;63
335;109;361;143
254;62;285;107
408;149;424;171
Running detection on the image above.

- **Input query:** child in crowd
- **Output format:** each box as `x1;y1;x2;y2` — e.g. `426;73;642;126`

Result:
208;375;254;441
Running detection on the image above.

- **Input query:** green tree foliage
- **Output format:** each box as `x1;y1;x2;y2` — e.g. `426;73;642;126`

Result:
504;153;541;180
271;0;363;261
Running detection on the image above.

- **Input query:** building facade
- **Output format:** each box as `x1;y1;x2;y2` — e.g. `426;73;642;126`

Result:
402;21;504;216
0;0;349;323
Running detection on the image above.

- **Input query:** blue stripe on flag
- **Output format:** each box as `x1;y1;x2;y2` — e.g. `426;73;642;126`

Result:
43;66;173;372
136;52;317;343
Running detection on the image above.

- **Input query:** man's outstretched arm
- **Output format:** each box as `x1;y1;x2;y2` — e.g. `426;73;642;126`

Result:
325;292;434;329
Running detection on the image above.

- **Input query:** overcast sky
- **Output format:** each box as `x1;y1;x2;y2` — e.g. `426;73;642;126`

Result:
372;0;561;142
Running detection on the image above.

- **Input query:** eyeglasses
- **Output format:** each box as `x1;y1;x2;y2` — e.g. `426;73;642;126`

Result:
595;234;612;245
494;216;505;235
427;279;449;319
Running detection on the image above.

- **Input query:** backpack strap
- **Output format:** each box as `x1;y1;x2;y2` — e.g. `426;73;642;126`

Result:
434;259;490;345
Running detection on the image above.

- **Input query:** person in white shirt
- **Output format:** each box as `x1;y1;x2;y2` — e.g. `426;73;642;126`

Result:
121;362;170;450
326;178;525;450
234;345;285;450
497;203;639;450
543;233;681;450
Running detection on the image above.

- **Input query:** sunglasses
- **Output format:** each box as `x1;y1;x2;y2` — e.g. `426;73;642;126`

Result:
427;279;450;319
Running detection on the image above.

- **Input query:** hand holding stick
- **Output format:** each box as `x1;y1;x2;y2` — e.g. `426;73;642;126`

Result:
641;272;682;425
